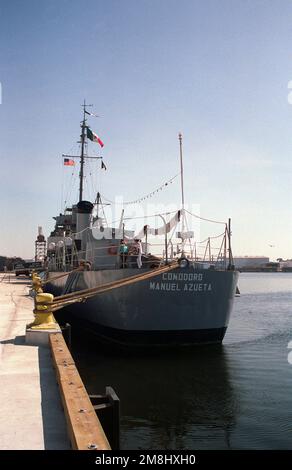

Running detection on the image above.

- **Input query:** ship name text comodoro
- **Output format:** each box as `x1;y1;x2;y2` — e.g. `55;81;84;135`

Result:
149;272;212;292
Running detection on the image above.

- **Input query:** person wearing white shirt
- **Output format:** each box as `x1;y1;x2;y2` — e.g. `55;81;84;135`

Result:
135;239;143;268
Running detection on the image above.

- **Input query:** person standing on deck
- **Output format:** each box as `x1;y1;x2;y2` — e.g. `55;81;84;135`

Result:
135;239;143;268
119;239;128;268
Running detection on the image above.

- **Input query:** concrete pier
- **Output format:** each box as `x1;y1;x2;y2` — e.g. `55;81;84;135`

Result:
0;274;70;450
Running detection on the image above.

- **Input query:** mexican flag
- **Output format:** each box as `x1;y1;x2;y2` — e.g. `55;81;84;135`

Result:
87;127;104;147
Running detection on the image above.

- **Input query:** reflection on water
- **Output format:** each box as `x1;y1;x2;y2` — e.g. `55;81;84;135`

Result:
72;273;292;449
73;339;236;449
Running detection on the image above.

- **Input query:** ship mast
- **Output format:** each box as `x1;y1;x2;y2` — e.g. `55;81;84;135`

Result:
62;101;102;205
79;100;92;202
178;132;185;224
79;103;86;202
179;133;186;253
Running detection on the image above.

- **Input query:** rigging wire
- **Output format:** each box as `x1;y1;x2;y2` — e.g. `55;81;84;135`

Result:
63;143;80;210
60;142;80;212
184;209;226;225
101;173;180;206
121;209;178;222
196;231;226;244
63;166;78;211
87;157;98;202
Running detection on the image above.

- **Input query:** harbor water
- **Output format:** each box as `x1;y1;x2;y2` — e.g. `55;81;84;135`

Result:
72;273;292;449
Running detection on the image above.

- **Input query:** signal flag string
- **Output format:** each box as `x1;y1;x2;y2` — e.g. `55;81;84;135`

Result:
101;173;180;206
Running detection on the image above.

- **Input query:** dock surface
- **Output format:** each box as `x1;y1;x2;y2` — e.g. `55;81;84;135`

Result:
0;275;70;450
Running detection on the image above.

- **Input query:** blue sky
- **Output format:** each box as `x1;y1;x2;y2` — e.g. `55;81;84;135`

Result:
1;0;292;259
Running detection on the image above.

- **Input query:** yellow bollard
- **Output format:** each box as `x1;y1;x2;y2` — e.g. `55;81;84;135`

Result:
32;275;43;294
29;292;59;330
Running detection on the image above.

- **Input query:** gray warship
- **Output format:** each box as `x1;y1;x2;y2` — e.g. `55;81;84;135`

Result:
44;104;238;347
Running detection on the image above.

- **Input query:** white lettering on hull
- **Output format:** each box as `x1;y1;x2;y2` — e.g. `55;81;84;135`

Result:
162;273;204;281
149;281;212;292
149;282;181;291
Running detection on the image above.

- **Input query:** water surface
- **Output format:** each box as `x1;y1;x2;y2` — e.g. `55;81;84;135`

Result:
73;273;292;449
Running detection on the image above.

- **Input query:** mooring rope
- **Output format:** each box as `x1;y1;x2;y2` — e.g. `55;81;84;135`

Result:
42;266;84;286
51;261;179;311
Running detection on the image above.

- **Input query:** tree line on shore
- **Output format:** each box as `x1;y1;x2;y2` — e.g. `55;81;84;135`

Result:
0;256;25;271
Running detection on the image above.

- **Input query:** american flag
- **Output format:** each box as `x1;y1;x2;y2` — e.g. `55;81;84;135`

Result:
64;158;75;166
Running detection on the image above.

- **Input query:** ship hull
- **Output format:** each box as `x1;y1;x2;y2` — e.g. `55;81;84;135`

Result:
46;266;238;347
44;271;69;296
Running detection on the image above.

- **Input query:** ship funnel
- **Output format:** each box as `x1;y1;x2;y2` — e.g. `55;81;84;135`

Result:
76;200;94;250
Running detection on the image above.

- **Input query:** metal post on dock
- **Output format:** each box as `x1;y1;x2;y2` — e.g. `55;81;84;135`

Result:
60;323;72;350
49;333;111;450
89;386;120;450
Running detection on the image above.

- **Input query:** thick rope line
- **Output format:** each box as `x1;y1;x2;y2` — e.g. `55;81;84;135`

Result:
51;261;179;309
42;267;83;285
